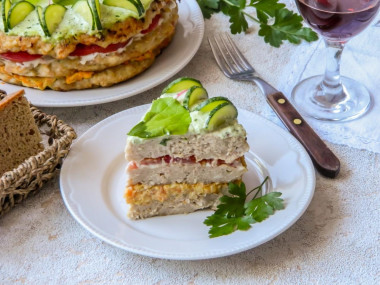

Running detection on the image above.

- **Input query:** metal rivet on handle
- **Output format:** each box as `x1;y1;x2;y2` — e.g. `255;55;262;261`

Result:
277;98;286;104
293;118;302;125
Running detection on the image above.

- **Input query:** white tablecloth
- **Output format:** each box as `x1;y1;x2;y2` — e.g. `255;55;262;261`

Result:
273;11;380;153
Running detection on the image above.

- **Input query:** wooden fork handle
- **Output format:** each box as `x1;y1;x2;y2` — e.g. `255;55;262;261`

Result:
266;92;340;178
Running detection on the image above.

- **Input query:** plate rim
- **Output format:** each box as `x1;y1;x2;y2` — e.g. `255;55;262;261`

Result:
60;105;316;260
1;0;204;107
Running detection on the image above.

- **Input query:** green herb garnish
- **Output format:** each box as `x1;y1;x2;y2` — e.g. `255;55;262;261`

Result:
159;137;171;146
128;97;191;138
197;0;318;47
204;177;284;238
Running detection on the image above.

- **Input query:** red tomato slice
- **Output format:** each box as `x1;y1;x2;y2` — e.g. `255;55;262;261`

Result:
69;41;129;57
141;15;161;35
127;161;138;170
0;51;42;62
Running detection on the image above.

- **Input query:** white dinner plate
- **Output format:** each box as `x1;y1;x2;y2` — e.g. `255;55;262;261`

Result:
0;0;204;107
60;106;316;260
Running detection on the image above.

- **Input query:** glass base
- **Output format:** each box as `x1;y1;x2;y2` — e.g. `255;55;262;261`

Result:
291;75;372;121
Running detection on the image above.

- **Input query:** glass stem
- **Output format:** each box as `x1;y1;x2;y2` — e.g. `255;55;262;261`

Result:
320;39;346;104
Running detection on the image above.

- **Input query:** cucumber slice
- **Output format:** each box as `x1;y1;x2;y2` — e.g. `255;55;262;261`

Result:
40;4;67;37
72;0;94;29
183;86;208;110
36;6;47;35
88;0;102;30
140;0;152;8
2;0;11;32
193;96;232;112
162;77;202;94
129;0;145;15
205;102;238;131
7;1;35;30
53;0;78;6
103;0;144;17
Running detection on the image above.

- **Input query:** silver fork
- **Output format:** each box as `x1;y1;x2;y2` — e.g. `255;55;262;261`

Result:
209;33;340;178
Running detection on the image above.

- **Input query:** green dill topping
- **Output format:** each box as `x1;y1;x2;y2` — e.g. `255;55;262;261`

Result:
159;138;171;146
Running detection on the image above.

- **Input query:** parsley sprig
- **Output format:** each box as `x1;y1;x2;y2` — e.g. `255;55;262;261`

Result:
204;177;284;238
197;0;318;47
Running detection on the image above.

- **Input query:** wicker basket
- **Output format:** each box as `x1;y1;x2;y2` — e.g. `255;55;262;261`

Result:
0;103;77;217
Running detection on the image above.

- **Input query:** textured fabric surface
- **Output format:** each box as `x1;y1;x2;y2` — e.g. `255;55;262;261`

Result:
262;2;380;153
1;2;379;284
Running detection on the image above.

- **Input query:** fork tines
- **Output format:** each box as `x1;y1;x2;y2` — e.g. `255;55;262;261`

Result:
208;33;255;78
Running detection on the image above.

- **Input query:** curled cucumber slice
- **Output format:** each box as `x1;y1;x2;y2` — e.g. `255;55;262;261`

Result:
2;0;11;32
88;0;102;30
53;0;78;5
162;77;202;94
7;1;35;30
140;0;152;9
72;0;94;29
193;96;232;112
205;102;238;131
36;6;45;33
38;4;67;37
103;0;144;17
183;86;208;110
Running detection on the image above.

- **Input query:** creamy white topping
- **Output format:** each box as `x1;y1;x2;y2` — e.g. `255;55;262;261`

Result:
11;10;167;67
4;1;170;68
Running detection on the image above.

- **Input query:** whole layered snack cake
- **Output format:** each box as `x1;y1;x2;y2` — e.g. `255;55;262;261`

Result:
0;0;178;90
125;77;250;219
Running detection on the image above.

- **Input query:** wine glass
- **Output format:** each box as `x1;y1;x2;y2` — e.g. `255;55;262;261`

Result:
292;0;380;121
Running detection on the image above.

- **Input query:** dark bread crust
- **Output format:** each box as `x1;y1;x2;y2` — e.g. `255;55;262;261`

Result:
0;90;43;176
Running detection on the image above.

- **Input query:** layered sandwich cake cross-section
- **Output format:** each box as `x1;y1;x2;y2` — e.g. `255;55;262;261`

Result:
0;0;177;90
125;77;249;219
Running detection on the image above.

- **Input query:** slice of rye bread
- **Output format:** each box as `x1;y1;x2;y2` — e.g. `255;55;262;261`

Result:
0;90;43;176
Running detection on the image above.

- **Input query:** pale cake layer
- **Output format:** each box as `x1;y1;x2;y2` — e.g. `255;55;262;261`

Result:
128;194;223;220
0;34;172;90
125;182;231;220
127;157;247;186
125;124;249;164
125;182;232;205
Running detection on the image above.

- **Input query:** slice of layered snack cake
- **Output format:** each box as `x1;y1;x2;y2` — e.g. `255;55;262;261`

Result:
125;77;249;219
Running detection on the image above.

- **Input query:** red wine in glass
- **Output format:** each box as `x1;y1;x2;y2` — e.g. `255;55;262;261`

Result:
296;0;380;41
292;0;380;121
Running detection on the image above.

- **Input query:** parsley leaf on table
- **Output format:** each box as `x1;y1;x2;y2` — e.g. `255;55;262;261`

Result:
258;8;319;47
223;5;249;34
204;177;284;238
197;0;220;19
250;0;286;20
196;0;318;47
